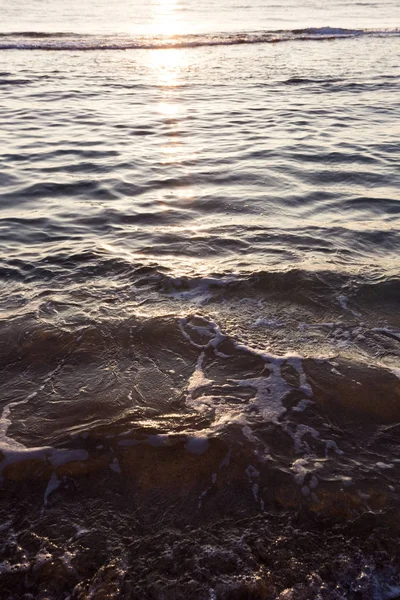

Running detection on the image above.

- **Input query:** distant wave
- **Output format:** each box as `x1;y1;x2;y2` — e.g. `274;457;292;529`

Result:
0;27;399;50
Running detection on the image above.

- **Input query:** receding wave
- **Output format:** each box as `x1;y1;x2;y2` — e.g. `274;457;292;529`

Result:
0;27;399;50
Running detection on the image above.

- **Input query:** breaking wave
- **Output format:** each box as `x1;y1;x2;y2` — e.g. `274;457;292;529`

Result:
0;27;399;50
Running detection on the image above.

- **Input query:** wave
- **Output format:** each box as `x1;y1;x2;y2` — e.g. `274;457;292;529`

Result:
1;241;400;311
0;27;399;50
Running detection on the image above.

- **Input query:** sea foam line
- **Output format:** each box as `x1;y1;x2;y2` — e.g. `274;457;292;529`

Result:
0;27;399;51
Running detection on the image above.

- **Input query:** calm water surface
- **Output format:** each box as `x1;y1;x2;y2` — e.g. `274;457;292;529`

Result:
0;0;400;597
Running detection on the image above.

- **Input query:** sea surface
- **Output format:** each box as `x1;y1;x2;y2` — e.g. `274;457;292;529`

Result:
0;0;400;598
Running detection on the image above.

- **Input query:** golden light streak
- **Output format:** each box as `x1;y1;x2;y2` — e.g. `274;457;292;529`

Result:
150;0;183;37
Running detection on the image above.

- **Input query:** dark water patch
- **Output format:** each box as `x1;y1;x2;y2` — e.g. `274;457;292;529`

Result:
0;266;26;282
284;149;383;166
279;76;400;94
304;168;395;187
33;147;120;161
112;209;197;226
0;171;20;186
324;78;400;93
1;179;119;203
0;77;32;85
150;267;400;315
0;31;80;38
342;195;400;215
0;216;52;229
0;217;85;248
1;497;400;599
282;76;327;85
39;160;111;174
335;140;400;163
128;127;157;136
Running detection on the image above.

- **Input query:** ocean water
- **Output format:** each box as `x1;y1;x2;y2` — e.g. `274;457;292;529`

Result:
0;0;400;597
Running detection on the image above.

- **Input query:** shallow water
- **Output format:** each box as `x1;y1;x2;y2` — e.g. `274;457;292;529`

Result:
0;0;400;597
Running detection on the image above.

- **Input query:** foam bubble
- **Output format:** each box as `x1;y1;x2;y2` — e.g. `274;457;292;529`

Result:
42;472;61;514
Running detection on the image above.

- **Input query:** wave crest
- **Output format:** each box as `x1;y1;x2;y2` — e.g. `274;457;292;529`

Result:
0;27;399;51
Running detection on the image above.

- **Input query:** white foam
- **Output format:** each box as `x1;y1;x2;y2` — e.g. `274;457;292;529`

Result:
390;368;400;380
287;423;320;454
338;294;361;317
178;315;350;492
242;423;258;442
292;399;314;412
377;361;400;381
180;317;320;458
286;356;313;397
331;367;343;376
253;317;283;328
376;462;394;470
338;295;348;310
325;439;344;456
179;315;227;351
234;368;289;422
1;445;89;478
292;458;310;485
0;391;38;452
252;483;259;502
168;276;237;305
292;457;324;486
373;327;400;342
187;352;212;394
42;472;61;515
49;449;89;468
110;457;122;473
246;465;260;481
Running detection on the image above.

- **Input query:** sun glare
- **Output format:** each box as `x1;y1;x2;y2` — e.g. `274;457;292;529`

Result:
151;0;183;37
144;0;198;218
151;48;183;86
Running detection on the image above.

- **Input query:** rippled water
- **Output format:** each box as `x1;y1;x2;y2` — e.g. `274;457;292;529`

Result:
1;0;400;597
